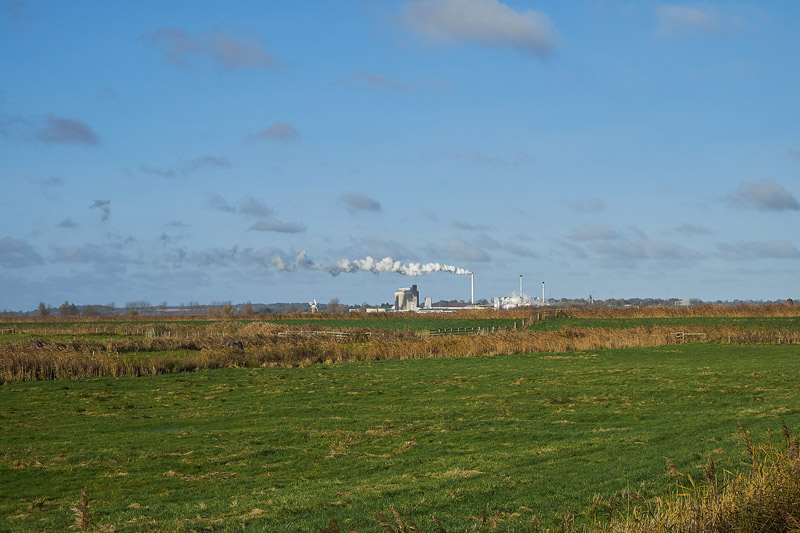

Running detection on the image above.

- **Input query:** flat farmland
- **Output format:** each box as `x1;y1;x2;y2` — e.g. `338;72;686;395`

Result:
529;316;800;332
3;343;800;531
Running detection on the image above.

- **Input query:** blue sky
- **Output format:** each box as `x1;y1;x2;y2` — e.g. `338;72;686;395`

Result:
1;0;798;310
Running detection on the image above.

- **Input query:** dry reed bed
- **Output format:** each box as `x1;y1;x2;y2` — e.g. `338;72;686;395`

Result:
365;426;800;532
564;303;800;319
596;425;800;532
1;324;798;384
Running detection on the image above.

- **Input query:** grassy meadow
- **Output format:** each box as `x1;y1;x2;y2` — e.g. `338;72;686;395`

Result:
3;341;800;531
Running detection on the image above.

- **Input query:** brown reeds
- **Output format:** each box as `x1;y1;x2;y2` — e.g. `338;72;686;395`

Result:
599;426;800;532
2;321;799;383
564;303;800;319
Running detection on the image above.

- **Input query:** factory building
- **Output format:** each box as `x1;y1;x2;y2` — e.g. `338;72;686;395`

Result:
394;285;419;311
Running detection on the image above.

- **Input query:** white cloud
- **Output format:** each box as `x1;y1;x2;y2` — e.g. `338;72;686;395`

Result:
402;0;559;58
655;4;769;39
567;224;619;242
442;238;490;262
339;192;382;213
0;113;99;145
0;237;43;268
206;194;274;218
56;217;78;228
589;239;703;263
728;179;800;211
674;223;712;236
655;5;720;38
717;240;800;260
89;199;111;222
249;219;306;233
143;27;275;70
565;197;606;213
247;122;299;142
346;70;412;92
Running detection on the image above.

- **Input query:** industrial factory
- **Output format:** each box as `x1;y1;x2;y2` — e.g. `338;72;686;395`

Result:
390;275;547;312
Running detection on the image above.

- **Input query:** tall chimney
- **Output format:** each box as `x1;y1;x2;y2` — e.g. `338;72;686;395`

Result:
542;281;545;306
520;275;523;297
471;273;475;305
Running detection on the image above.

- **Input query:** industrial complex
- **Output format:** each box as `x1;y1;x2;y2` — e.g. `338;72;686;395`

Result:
385;275;548;312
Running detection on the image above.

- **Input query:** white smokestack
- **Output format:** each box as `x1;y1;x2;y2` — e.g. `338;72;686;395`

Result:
520;275;523;297
471;273;474;305
542;281;545;306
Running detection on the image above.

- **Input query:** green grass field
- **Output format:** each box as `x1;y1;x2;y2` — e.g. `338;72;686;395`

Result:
0;317;525;346
2;343;800;531
529;316;800;332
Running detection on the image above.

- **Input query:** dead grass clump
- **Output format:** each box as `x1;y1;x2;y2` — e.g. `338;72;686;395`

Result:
599;424;800;532
565;304;800;319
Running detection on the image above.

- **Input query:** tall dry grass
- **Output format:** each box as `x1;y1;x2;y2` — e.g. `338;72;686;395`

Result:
2;321;798;384
564;303;800;319
597;424;800;532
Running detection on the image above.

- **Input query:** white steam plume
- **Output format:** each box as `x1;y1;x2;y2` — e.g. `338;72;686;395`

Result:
318;256;472;276
280;250;471;276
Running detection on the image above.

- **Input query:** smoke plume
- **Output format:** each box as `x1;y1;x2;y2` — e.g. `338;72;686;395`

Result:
313;255;471;277
275;250;472;277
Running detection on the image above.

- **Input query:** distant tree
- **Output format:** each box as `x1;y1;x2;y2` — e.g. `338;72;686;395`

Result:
221;303;234;318
38;301;49;317
82;305;100;316
325;298;345;314
243;303;254;316
58;301;79;316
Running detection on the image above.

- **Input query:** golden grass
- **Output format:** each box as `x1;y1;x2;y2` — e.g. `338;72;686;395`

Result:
597;424;800;532
2;319;799;383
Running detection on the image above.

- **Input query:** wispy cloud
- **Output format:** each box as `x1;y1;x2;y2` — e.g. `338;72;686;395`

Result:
56;217;78;228
345;70;413;93
440;238;490;262
0;113;99;145
401;0;560;59
140;155;230;177
38;114;99;144
339;192;382;213
567;224;619;242
588;238;703;263
142;27;275;70
183;155;229;171
31;177;63;187
206;193;273;218
249;219;307;233
205;193;304;232
206;192;236;213
674;223;712;236
246;122;299;142
238;197;273;218
452;219;494;231
717;240;800;260
51;243;134;265
565;197;606;213
655;5;721;38
1;0;35;23
89;199;111;222
0;236;44;268
139;165;176;177
655;4;769;39
728;179;800;211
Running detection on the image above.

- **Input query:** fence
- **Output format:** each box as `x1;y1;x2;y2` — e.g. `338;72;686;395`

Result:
675;331;707;343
